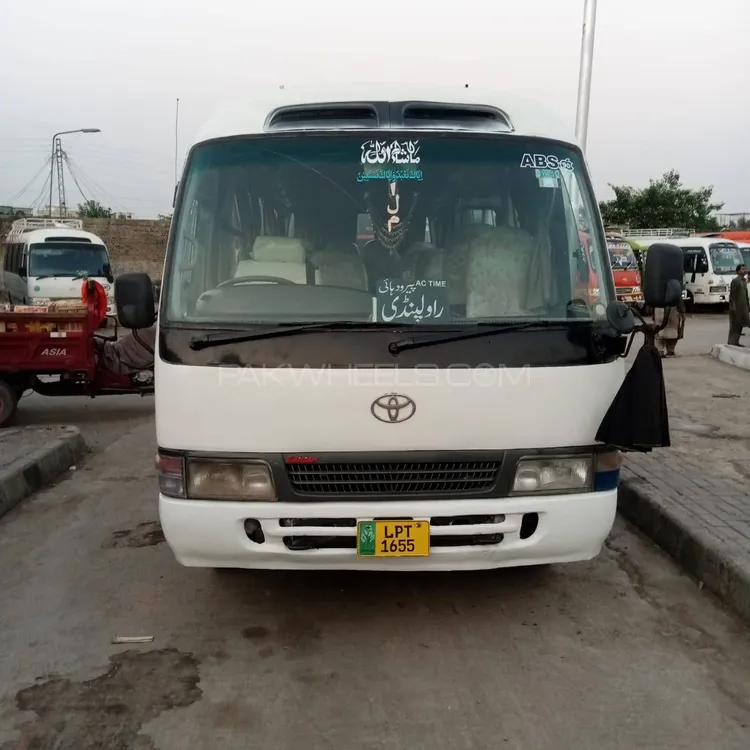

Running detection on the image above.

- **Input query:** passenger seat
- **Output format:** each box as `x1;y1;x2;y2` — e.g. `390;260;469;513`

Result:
235;237;319;285
465;225;535;317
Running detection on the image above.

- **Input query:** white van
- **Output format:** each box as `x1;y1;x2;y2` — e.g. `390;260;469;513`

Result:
626;232;742;308
1;218;116;315
113;85;681;572
670;237;742;308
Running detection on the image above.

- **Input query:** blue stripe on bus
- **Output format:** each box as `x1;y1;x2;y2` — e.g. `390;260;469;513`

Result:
594;469;620;492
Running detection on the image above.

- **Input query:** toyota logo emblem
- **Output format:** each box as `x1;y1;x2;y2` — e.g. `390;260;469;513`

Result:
370;394;416;424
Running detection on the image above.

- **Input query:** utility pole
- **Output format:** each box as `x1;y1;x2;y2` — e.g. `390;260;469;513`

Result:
48;128;101;217
54;139;67;217
575;0;598;153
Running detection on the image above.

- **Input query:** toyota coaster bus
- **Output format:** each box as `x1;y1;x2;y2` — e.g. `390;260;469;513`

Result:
115;85;681;571
2;218;116;315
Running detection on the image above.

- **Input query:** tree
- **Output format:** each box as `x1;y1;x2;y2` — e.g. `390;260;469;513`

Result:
77;200;113;219
599;170;723;232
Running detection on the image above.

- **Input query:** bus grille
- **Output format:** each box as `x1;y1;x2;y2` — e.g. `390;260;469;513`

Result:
286;461;500;495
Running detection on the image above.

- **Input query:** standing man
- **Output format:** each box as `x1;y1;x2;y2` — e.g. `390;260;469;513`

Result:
728;264;750;346
654;295;686;357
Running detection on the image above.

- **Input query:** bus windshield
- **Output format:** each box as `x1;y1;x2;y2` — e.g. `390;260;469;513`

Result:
710;243;743;275
606;237;638;269
29;243;110;278
165;134;611;326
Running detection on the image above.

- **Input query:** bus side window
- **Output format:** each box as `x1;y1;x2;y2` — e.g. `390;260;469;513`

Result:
17;247;27;277
696;251;709;274
8;245;18;273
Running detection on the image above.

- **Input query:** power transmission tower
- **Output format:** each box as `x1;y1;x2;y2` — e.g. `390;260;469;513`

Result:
54;138;67;217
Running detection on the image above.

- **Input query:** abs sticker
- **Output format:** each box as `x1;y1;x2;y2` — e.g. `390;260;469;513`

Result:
520;153;574;172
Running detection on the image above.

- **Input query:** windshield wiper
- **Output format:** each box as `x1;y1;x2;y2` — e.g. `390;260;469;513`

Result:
33;273;73;280
388;321;586;354
189;321;392;350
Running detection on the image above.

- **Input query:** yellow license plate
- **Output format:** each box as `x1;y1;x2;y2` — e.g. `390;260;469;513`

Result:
357;520;430;557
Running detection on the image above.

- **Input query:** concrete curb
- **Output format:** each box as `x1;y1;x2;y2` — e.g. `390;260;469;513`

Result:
618;475;750;623
0;427;87;520
710;343;750;371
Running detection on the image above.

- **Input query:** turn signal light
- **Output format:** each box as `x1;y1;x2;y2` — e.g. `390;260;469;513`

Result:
155;452;185;498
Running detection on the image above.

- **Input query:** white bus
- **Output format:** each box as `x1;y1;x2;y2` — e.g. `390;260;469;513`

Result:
1;218;116;316
114;85;681;572
736;242;750;269
626;232;743;308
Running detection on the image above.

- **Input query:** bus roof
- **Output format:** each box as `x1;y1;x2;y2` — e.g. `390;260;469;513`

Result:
191;84;576;147
697;231;750;243
661;237;739;249
7;227;106;246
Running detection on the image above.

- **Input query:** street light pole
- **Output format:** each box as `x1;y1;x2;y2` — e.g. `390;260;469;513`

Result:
574;0;598;153
48;128;101;217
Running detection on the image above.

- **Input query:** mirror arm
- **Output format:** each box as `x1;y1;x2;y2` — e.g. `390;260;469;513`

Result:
619;305;672;359
622;329;638;359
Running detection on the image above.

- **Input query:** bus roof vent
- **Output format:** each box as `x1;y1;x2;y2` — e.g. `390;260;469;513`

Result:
266;103;381;131
44;236;91;243
398;102;514;132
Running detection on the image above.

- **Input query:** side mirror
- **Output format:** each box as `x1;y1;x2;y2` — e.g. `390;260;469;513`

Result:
115;272;155;330
606;300;636;335
643;243;683;308
18;263;27;278
103;262;115;284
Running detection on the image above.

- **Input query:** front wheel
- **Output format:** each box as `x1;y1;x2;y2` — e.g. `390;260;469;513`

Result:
0;380;19;429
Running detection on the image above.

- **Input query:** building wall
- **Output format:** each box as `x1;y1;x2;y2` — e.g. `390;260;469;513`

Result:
1;217;171;279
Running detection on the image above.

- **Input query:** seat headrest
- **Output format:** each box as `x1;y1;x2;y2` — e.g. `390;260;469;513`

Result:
253;237;310;263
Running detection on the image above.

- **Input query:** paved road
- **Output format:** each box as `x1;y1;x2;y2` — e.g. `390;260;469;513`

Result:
625;310;727;362
14;391;153;453
2;310;749;749
675;311;728;354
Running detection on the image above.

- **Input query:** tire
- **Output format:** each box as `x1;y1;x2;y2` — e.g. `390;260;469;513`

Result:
0;380;19;428
685;291;695;313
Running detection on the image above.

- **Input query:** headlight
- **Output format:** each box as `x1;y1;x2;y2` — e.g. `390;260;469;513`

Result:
511;456;592;494
187;459;276;500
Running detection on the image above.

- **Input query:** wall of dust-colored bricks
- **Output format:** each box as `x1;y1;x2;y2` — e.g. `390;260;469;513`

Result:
0;218;170;279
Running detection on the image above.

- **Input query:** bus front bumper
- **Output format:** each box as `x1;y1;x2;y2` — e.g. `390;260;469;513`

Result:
694;292;727;305
158;491;617;571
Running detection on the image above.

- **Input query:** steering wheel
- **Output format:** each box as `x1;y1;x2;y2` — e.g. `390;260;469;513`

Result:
216;275;297;288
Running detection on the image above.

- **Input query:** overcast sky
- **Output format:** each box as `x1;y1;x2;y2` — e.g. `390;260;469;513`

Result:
1;0;747;218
